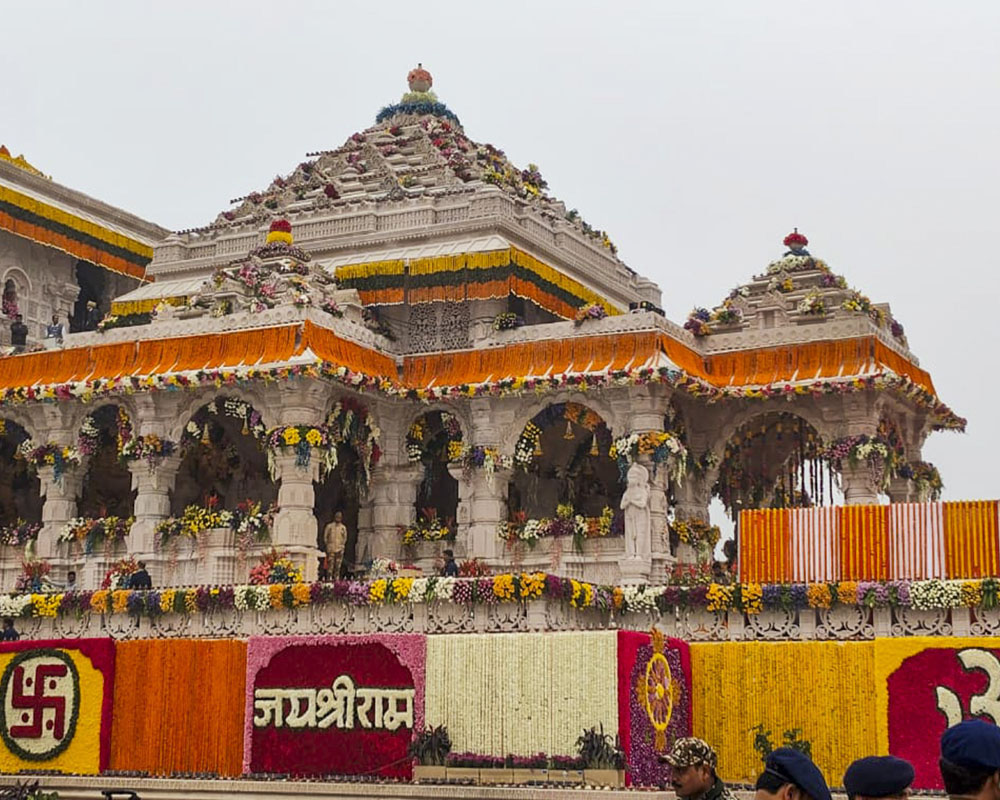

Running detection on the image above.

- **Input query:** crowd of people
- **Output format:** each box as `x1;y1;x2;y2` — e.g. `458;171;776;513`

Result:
664;721;1000;800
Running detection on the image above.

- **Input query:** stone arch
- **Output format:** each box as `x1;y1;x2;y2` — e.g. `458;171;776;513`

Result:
77;403;136;518
712;410;837;521
508;400;621;520
501;391;621;455
172;395;275;514
400;402;469;462
405;408;463;529
708;401;831;465
166;387;275;444
0;418;42;528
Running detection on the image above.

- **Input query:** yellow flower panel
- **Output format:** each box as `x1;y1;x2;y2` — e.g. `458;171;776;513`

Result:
0;646;110;775
690;641;876;786
426;631;617;757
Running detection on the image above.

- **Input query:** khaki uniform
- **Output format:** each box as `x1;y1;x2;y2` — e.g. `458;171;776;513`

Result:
323;521;348;578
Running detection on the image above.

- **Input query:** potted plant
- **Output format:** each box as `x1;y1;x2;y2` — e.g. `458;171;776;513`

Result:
577;723;626;787
409;724;450;782
507;752;548;784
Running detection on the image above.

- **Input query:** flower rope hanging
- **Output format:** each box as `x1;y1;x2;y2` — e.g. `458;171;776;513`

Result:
325;396;381;493
513;402;612;471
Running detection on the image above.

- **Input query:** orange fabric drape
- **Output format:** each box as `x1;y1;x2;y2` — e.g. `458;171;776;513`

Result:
873;340;935;394
739;508;791;583
838;505;890;581
944;501;1000;579
110;639;246;776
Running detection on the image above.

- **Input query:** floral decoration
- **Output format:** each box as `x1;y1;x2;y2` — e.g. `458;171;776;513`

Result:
0;519;40;547
611;431;688;483
512;402;613;470
574;303;608;325
248;548;303;585
156;503;233;547
244;634;426;778
401;513;455;546
796;290;828;315
498;505;618;551
58;516;133;554
492;312;523;331
19;441;81;481
101;556;139;590
119;434;176;471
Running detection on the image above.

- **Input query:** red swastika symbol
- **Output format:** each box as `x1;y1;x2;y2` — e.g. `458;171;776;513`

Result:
9;664;67;740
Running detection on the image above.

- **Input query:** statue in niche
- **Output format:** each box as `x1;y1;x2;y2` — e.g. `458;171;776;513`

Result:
621;462;651;560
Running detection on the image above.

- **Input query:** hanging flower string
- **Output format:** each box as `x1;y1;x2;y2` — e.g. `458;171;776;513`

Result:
18;441;81;482
610;431;688;484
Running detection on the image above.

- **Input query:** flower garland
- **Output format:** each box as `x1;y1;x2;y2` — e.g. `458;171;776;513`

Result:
797;290;828;316
498;505;617;548
326;397;381;491
265;424;330;475
823;434;901;490
230;499;276;552
492;312;522;331
574;303;608;325
58;516;133;554
119;433;176;471
903;460;943;501
102;556;139;590
248;547;303;585
684;300;743;337
18;441;81;481
610;431;688;484
183;398;266;446
406;411;462;464
670;519;721;552
454;445;513;486
7;575;1000;619
155;504;233;547
0;519;40;547
512;402;612;470
401;515;455;546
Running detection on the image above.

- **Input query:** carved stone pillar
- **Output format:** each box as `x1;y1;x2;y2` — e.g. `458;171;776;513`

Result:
886;475;913;504
840;462;880;506
671;473;712;565
366;464;421;564
467;467;510;563
447;464;473;557
37;466;83;560
128;455;181;557
271;453;321;581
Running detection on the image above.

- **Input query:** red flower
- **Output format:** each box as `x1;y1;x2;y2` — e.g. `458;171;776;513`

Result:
783;229;808;247
269;219;292;234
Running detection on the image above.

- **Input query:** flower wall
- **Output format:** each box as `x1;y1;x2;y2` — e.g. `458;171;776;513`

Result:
618;630;692;786
109;639;246;776
244;635;425;779
740;501;999;582
0;638;114;775
690;641;877;788
425;631;617;759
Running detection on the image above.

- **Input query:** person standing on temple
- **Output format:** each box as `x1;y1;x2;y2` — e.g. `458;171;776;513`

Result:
323;511;348;580
9;313;27;353
128;561;152;590
440;548;459;577
84;300;101;331
939;720;1000;800
661;738;733;800
44;312;64;344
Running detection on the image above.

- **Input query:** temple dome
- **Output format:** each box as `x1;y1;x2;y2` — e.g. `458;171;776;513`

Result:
685;230;911;355
204;67;620;262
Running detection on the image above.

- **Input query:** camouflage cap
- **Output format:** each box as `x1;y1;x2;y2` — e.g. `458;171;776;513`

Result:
661;737;718;770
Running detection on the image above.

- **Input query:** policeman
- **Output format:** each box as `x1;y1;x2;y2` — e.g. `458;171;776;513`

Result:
660;737;733;800
754;747;832;800
843;756;914;800
940;720;1000;800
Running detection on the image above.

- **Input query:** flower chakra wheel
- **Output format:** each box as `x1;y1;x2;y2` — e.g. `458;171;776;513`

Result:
636;629;675;751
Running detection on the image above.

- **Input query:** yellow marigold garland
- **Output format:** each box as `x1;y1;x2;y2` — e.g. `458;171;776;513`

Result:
741;583;763;615
706;583;733;612
837;581;859;606
268;584;285;609
290;582;311;607
520;572;545;600
32;593;61;618
90;590;109;614
807;583;833;609
962;581;983;607
392;577;414;601
369;579;387;604
493;574;515;601
160;589;176;613
112;590;129;614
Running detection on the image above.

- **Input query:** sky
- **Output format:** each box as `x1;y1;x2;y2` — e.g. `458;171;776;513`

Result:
1;0;997;502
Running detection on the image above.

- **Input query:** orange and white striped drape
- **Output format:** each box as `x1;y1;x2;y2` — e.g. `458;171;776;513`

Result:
739;501;1000;583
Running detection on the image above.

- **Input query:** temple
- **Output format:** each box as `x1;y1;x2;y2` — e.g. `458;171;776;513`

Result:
0;67;989;797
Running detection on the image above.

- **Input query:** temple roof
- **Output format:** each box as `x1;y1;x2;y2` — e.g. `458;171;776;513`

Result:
0;146;168;280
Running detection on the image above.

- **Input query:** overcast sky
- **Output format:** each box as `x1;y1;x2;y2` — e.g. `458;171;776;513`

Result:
2;1;997;502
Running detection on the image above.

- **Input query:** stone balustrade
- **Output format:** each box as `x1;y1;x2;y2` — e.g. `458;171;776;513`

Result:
10;597;995;642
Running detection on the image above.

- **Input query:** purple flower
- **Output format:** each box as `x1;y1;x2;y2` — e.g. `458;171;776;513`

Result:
762;584;783;609
346;581;369;606
789;583;808;609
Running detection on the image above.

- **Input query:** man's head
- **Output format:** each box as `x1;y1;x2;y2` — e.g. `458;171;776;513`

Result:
662;738;718;798
940;720;1000;799
13;314;21;322
67;570;76;583
137;561;146;570
755;748;831;800
334;511;343;522
443;549;454;560
844;756;914;800
51;313;59;324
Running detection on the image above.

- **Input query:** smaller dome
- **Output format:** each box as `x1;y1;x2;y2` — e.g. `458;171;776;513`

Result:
783;228;808;249
407;63;433;93
266;218;293;245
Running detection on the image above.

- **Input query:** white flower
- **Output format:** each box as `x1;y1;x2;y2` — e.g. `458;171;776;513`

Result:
410;578;429;601
432;577;456;602
0;595;32;618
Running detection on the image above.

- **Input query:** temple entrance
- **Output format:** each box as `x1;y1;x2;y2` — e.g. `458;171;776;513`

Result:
2;279;18;319
313;444;361;578
0;420;41;526
173;397;276;514
71;261;106;332
508;402;621;520
713;412;836;522
78;405;135;518
406;410;460;530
